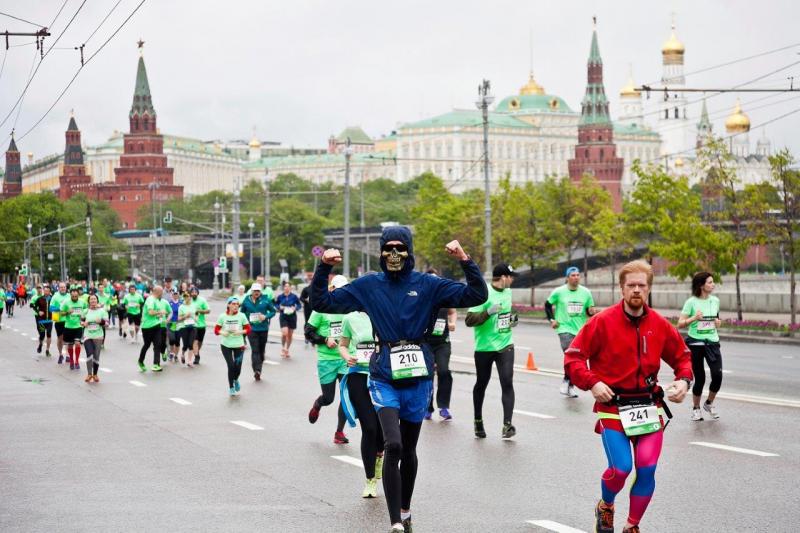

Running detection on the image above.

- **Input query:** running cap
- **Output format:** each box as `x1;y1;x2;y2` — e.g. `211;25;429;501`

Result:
492;263;518;277
330;275;349;289
565;266;580;276
189;286;199;293
226;296;239;304
250;283;263;292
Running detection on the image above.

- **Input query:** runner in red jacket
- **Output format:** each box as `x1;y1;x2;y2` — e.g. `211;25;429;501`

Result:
564;260;692;533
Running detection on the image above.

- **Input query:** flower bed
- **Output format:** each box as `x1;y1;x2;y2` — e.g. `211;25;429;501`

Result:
665;317;799;337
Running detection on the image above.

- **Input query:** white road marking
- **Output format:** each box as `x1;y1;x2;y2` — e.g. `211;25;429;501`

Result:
21;332;28;337
449;338;463;344
230;420;264;431
99;367;113;373
716;391;800;408
264;360;280;366
514;409;556;419
169;397;192;406
517;345;533;350
129;380;147;387
331;455;363;467
690;441;779;457
721;369;732;374
12;328;19;332
526;520;587;533
782;355;794;359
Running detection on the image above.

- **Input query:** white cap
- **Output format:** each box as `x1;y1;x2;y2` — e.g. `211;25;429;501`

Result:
237;285;246;291
330;275;349;289
250;283;263;292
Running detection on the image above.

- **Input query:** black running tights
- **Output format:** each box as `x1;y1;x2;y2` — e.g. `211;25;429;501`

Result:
690;343;723;396
347;373;384;479
315;378;346;432
221;346;244;388
473;345;515;423
377;407;422;525
139;326;163;365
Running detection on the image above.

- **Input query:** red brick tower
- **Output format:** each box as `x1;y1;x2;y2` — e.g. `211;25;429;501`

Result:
568;20;624;211
2;134;22;199
58;113;91;199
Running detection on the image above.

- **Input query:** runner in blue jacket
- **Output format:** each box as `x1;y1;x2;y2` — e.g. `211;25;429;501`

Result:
311;225;487;533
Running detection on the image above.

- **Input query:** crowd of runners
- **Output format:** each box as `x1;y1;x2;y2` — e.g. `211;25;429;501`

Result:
2;224;733;533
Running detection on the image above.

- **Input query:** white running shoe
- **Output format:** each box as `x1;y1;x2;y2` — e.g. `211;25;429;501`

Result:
703;401;719;419
567;384;580;398
559;379;570;396
691;408;704;421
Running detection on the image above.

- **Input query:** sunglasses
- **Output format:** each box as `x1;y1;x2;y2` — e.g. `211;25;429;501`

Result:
381;244;408;253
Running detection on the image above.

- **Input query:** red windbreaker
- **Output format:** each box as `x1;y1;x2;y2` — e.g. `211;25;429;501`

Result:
564;301;692;432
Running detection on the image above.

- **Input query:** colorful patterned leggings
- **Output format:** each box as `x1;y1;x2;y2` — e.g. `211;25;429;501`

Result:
600;427;663;526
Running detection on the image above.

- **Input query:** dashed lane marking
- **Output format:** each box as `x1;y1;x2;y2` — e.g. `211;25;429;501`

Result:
514;409;556;420
264;360;280;366
716;391;800;408
129;380;147;387
230;420;264;431
99;367;113;373
690;441;779;457
526;520;587;533
169;397;192;406
331;455;363;467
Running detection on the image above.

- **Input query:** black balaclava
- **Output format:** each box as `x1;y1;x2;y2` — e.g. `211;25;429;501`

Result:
379;226;415;279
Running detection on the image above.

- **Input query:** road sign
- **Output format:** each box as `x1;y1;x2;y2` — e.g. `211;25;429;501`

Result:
20;264;28;276
218;256;228;273
225;243;244;257
163;210;173;224
312;246;324;257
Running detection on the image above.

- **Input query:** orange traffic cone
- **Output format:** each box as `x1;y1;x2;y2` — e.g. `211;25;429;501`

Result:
526;352;539;371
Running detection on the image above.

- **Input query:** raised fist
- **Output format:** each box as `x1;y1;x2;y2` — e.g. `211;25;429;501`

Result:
322;248;342;266
444;240;468;261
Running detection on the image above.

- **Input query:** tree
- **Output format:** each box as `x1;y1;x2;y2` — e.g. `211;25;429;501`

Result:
572;175;614;284
493;177;559;304
540;176;580;264
696;137;771;320
591;206;634;297
765;149;800;325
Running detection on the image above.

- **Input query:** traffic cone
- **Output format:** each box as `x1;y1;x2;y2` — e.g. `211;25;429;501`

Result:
526;352;538;371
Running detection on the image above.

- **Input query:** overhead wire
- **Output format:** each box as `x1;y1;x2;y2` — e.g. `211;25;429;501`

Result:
0;11;46;27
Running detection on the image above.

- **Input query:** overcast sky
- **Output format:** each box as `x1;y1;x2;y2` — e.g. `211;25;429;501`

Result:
2;0;799;163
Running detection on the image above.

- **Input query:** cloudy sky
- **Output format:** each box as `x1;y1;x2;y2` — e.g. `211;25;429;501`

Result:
1;0;798;163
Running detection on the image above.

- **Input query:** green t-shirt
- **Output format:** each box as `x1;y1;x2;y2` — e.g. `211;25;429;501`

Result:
546;284;595;336
156;299;171;328
178;302;197;330
341;311;375;371
61;298;88;329
97;293;111;313
83;308;108;340
193;296;209;328
681;295;720;342
308;311;345;361
216;312;249;348
123;292;144;315
468;284;513;352
141;296;166;329
50;291;69;322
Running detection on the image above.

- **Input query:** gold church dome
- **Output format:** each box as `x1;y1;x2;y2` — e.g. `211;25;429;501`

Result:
662;24;685;56
520;73;545;96
248;136;261;149
725;99;751;133
619;75;640;98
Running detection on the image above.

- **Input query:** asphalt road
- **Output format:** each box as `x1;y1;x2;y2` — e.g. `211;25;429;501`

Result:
1;295;798;532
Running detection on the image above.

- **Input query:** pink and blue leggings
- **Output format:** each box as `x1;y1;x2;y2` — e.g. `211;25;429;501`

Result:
600;427;663;526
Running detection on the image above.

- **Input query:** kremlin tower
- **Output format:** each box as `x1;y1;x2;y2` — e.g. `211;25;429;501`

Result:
568;19;625;211
1;134;22;199
58;113;91;199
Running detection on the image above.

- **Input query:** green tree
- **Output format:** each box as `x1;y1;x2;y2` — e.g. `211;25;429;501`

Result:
573;175;613;284
591;206;635;297
540;176;580;263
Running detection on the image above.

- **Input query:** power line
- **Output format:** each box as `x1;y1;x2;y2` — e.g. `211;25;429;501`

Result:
0;11;46;28
47;0;70;29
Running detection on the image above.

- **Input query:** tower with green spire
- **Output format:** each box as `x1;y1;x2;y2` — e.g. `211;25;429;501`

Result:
568;18;624;211
696;98;713;149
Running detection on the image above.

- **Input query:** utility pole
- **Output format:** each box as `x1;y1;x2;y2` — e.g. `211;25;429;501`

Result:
25;218;32;277
476;79;494;274
263;171;271;281
360;171;365;275
57;224;65;281
343;138;352;278
2;28;51;56
86;205;93;286
38;228;44;280
248;218;255;279
213;198;220;292
231;179;241;287
150;183;157;280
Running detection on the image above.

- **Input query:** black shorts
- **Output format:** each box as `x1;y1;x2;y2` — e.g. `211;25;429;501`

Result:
195;327;206;344
279;314;297;329
168;328;180;346
63;327;84;344
54;322;66;337
128;313;142;326
117;307;127;320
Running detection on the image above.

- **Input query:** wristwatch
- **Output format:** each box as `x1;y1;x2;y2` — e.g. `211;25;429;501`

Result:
679;377;692;389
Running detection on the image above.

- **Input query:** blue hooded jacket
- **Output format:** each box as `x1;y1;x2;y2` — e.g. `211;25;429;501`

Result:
311;226;487;385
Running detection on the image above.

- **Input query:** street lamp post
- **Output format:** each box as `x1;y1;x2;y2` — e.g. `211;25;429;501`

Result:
86;209;93;286
25;218;32;277
343;138;352;278
476;79;494;275
213;199;220;292
248;218;255;278
231;182;241;287
38;228;44;280
57;224;65;281
263;171;271;281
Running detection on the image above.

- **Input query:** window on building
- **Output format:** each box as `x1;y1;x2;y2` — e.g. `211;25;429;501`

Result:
123;222;128;229
600;149;604;160
121;195;126;201
674;107;679;119
664;109;669;119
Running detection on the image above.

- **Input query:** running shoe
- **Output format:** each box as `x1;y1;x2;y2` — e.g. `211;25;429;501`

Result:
57;355;64;364
194;355;200;365
161;352;168;362
703;401;720;420
308;401;321;424
92;375;99;383
439;408;452;421
595;500;614;533
362;478;378;498
69;363;75;370
254;371;261;381
622;526;639;533
559;378;570;396
474;419;487;439
75;362;80;370
151;364;163;372
402;516;413;533
123;332;127;338
502;422;516;439
375;455;384;480
334;431;349;444
234;380;241;392
389;527;404;533
138;361;147;372
37;343;42;354
46;350;51;357
691;408;704;421
567;384;580;398
181;356;186;364
229;387;236;396
84;374;92;383
424;411;432;421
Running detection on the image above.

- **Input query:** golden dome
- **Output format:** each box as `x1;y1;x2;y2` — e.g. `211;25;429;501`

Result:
520;72;545;96
674;157;684;167
662;23;685;65
725;99;751;133
248;136;261;149
619;75;640;98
